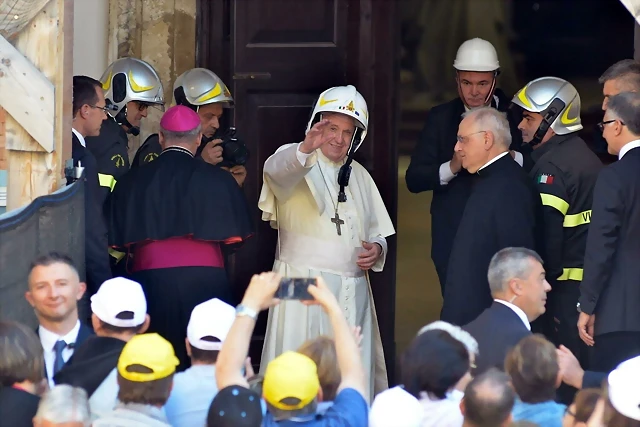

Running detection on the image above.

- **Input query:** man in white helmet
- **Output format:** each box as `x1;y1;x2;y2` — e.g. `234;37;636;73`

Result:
511;78;602;397
405;38;524;296
85;58;165;207
131;68;247;186
258;85;395;400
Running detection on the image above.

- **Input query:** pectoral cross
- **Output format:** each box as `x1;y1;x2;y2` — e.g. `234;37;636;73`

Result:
331;211;345;236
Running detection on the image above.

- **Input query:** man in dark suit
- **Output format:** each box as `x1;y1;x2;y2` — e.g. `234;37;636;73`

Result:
440;107;543;326
578;91;640;373
25;253;93;388
405;38;524;295
464;247;550;375
70;76;112;296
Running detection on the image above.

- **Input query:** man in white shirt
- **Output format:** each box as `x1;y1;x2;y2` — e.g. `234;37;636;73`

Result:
25;253;92;388
164;298;238;427
463;247;550;375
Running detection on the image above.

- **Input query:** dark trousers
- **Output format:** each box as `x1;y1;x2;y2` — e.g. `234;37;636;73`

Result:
130;266;233;372
592;331;640;373
543;282;590;404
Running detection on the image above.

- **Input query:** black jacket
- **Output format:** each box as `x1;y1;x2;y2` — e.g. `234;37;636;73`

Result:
464;301;531;375
54;335;125;396
0;387;40;427
405;89;523;287
529;134;602;286
441;154;543;326
70;133;112;293
131;133;161;168
579;147;640;336
85;118;131;209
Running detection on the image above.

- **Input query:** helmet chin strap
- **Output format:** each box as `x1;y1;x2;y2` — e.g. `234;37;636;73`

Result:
115;107;140;136
337;129;363;203
456;70;498;110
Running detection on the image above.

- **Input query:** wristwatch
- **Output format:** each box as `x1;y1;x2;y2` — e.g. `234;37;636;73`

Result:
576;302;582;313
236;304;258;320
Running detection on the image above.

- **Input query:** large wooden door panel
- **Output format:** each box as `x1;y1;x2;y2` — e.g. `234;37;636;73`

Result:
234;0;348;88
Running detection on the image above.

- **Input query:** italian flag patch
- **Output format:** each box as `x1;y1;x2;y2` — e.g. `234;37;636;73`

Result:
537;174;554;184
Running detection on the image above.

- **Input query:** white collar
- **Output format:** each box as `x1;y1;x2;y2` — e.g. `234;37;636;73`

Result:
494;299;531;330
39;320;81;351
72;128;86;147
478;151;509;172
618;139;640;160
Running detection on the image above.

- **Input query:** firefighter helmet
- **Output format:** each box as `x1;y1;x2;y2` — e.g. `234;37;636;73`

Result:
100;57;165;117
173;68;234;110
512;76;583;136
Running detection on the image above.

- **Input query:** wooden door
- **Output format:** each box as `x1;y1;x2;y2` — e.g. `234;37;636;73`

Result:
197;0;399;381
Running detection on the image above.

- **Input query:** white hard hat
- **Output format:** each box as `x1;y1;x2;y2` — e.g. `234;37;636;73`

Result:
306;85;368;153
453;38;500;72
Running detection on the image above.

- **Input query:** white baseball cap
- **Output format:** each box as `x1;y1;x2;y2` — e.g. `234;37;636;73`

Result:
186;298;235;351
369;386;423;427
608;355;640;421
90;277;147;328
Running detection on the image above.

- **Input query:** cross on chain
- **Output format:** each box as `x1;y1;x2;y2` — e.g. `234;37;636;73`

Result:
331;211;345;236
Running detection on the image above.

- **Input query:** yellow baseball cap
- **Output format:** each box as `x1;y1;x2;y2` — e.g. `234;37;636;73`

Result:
117;333;179;382
263;351;320;410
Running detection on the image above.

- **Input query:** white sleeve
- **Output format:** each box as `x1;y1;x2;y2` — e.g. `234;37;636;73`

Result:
369;235;388;272
296;142;314;166
513;151;524;167
439;161;457;185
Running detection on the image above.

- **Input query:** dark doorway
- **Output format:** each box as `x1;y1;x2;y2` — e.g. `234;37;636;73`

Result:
197;0;399;380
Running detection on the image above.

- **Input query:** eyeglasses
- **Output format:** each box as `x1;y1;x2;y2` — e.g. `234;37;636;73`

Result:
456;130;487;143
89;104;112;115
597;119;624;132
136;101;151;112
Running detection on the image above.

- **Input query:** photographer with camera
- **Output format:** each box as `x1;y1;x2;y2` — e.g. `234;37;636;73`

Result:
132;68;248;187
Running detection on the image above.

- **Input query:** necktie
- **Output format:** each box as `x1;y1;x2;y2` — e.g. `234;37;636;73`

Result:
53;340;67;375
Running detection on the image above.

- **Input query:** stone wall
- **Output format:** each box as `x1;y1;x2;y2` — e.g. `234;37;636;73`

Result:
108;0;197;159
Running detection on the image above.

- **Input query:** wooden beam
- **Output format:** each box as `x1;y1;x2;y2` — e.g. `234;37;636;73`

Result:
5;0;73;211
0;35;55;152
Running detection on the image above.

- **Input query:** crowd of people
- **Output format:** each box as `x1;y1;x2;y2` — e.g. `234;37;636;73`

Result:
0;31;639;427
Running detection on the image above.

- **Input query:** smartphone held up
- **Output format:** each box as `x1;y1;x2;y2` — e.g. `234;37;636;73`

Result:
275;277;316;301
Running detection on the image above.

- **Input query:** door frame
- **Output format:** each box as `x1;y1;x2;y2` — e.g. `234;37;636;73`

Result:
195;0;400;383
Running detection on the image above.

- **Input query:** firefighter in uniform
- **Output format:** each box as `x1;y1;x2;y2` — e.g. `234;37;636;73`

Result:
86;57;165;204
85;57;165;273
132;68;234;170
511;77;602;378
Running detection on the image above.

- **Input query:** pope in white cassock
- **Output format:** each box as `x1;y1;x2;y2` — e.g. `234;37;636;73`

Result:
258;85;395;400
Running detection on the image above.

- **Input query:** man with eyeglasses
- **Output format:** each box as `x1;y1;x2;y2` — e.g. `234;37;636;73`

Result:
84;57;165;276
405;38;524;297
511;77;602;403
69;76;112;295
578;91;640;375
85;58;165;210
439;107;542;326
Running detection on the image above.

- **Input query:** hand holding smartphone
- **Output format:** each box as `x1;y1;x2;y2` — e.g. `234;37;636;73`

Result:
275;277;316;301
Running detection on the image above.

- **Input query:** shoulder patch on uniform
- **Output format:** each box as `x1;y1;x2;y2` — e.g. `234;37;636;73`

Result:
111;154;126;168
143;153;158;163
536;173;554;184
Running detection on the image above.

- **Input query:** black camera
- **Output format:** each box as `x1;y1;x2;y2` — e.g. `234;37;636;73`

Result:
216;127;249;168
